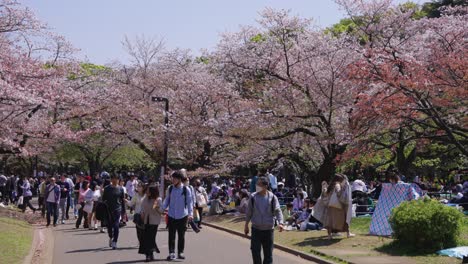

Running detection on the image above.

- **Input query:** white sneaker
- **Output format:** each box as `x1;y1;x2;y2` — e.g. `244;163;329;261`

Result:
61;220;65;224
94;223;98;230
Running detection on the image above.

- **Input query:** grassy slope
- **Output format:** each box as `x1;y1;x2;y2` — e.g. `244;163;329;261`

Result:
205;215;467;264
0;217;33;264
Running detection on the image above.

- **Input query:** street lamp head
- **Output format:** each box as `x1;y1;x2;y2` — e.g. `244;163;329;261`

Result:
152;96;167;102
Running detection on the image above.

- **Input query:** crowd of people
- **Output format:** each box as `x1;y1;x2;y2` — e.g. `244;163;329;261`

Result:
0;167;466;264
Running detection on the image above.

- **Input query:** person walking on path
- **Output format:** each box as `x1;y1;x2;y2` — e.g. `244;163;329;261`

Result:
162;170;194;261
140;185;163;262
102;174;125;250
245;177;284;264
38;177;47;217
45;177;61;227
129;182;146;250
63;175;74;220
193;178;208;228
76;181;90;229
58;176;70;224
21;176;37;213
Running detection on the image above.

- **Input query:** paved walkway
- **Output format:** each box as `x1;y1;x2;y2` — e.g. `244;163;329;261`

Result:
52;220;313;264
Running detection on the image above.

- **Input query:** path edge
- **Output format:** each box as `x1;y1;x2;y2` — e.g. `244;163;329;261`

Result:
23;225;55;264
203;222;348;264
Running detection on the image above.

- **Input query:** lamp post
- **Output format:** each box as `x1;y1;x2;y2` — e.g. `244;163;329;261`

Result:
152;96;169;198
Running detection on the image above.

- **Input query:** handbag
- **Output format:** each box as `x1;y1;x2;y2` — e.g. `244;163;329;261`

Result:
17;196;24;206
196;190;207;208
328;190;342;209
83;202;93;214
133;213;144;227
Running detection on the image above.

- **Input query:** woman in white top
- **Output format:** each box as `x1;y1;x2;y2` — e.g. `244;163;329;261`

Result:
129;182;147;253
86;184;102;230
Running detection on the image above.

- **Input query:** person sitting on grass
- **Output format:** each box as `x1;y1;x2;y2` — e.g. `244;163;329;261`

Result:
292;191;305;211
237;190;250;214
210;195;236;215
283;203;296;226
295;199;312;229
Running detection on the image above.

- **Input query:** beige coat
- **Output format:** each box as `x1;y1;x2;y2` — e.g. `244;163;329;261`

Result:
141;197;163;225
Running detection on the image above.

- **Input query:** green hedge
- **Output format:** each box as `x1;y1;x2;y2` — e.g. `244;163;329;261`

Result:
389;198;464;253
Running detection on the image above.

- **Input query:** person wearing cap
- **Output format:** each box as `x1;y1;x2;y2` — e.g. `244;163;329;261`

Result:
245;176;284;264
162;170;193;261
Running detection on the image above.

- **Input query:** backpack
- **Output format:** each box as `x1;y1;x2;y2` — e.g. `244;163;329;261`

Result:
251;192;277;217
250;193;279;227
168;185;189;208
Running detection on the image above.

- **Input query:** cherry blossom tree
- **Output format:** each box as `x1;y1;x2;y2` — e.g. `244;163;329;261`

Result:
336;0;467;157
96;36;245;175
212;8;360;196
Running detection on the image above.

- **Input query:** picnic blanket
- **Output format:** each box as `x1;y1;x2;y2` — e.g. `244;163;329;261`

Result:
369;183;419;236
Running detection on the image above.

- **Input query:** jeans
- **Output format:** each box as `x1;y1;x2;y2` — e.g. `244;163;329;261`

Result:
73;196;78;216
46;202;58;225
59;198;67;221
168;216;188;254
306;222;323;231
108;210;121;242
251;227;274;264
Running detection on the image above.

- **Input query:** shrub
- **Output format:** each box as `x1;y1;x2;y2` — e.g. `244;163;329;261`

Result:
389;198;464;253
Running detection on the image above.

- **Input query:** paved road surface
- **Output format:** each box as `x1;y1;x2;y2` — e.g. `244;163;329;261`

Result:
52;220;314;264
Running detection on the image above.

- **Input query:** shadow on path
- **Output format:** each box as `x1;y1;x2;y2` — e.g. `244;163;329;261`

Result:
66;247;137;254
106;259;182;264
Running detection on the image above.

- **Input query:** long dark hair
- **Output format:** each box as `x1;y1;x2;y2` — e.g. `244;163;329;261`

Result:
327;174;345;194
147;185;159;200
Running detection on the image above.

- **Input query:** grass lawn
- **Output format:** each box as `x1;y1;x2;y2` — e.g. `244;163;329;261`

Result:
205;214;468;264
0;217;33;264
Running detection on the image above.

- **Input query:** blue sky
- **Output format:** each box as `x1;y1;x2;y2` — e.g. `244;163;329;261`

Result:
22;0;418;64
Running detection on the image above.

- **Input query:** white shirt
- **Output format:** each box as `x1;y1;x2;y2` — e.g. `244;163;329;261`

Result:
268;173;278;189
352;180;368;193
125;180;137;197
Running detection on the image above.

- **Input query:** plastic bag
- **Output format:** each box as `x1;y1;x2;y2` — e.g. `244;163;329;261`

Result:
194;209;200;222
437;247;468;259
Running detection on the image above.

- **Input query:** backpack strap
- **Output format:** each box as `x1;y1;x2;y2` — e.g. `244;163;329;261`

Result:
168;185;188;208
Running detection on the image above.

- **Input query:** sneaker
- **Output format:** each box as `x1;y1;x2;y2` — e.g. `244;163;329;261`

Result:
53;223;57;227
94;223;98;230
178;253;186;260
100;227;105;233
166;253;176;261
61;220;65;224
108;238;112;247
111;241;117;250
